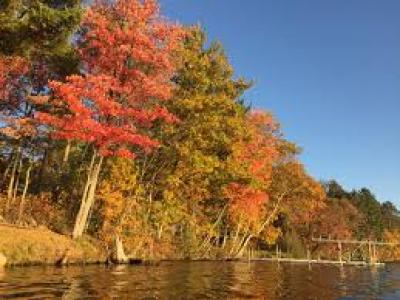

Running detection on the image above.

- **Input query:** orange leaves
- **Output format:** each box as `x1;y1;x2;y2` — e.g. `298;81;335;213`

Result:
0;117;37;139
229;111;279;184
236;111;279;184
81;0;183;85
37;0;184;159
224;183;269;223
225;111;280;225
313;198;360;241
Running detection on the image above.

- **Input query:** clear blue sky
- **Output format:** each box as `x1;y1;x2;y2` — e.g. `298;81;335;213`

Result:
161;0;400;204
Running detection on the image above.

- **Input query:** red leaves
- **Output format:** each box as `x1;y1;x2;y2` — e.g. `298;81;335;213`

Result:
80;0;184;86
225;183;269;222
232;111;279;182
37;0;183;158
225;111;280;224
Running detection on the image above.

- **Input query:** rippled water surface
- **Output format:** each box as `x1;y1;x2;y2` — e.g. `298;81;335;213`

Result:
1;261;400;299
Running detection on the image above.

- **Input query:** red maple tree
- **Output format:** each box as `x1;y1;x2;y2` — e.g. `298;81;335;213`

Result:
225;111;279;224
37;0;184;238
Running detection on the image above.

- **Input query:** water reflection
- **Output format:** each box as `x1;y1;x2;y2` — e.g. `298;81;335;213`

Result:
1;262;400;299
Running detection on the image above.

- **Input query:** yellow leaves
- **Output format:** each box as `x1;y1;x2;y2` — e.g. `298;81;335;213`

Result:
262;226;282;245
269;159;326;225
380;229;400;260
98;157;139;242
101;191;124;220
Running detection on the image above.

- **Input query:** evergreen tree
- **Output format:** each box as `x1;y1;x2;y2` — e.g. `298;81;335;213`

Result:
350;188;383;239
0;0;82;76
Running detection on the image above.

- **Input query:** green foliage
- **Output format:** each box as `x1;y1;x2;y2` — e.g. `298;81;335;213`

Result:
381;201;400;230
321;182;397;242
350;188;383;239
0;0;82;76
323;180;349;199
136;28;252;232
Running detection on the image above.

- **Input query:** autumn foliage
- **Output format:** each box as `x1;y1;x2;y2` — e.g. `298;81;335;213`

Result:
1;0;398;262
0;56;29;102
225;111;279;225
37;0;183;158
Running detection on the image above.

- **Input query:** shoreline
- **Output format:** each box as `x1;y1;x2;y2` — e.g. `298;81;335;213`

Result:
0;224;395;268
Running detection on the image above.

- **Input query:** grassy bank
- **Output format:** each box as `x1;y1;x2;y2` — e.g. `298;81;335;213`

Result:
0;224;107;266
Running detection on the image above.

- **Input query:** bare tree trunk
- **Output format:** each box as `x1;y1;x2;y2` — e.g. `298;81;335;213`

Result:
198;205;227;255
18;163;32;224
157;224;163;240
63;140;71;164
71;152;96;237
228;218;243;256
7;146;21;201
72;153;103;239
231;225;250;257
12;158;23;204
114;234;128;263
222;228;228;250
2;152;14;184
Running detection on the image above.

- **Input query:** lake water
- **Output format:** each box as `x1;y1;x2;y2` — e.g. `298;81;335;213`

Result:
1;261;400;299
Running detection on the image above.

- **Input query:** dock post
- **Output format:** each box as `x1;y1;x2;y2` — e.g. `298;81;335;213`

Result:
372;242;377;264
338;241;343;264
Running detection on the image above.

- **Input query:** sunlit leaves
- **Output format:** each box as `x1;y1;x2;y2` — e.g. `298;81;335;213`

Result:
37;0;184;158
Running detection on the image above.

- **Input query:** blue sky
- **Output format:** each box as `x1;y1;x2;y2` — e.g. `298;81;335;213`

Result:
161;0;400;204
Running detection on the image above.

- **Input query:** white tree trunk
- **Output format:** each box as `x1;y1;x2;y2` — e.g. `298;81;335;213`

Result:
18;163;32;223
12;158;23;204
7;146;21;201
72;154;103;239
115;235;129;263
63;140;71;163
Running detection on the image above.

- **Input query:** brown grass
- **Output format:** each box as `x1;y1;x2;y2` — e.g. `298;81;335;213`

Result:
0;224;107;266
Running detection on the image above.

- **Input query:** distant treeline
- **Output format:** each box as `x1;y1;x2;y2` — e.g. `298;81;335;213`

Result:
1;0;398;260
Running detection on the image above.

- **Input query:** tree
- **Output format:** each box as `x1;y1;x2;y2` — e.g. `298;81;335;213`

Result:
129;28;251;256
0;0;82;77
381;201;400;231
223;111;280;256
350;188;383;239
265;139;326;255
381;229;400;261
162;28;250;206
1;0;83;222
37;0;183;238
0;55;37;217
313;198;361;239
98;158;139;245
323;180;349;199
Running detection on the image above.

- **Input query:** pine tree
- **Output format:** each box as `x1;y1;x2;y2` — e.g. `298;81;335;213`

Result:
0;0;82;76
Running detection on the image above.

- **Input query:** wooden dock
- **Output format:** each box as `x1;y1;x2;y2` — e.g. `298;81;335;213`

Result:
244;236;396;267
251;257;385;266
